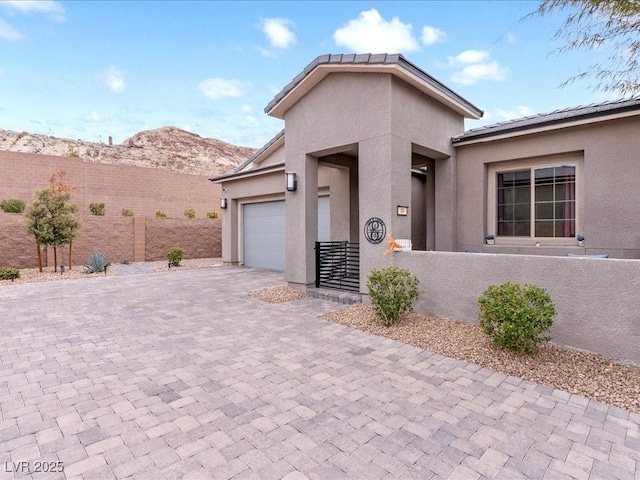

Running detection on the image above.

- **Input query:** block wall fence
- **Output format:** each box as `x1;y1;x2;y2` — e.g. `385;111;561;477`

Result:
0;213;221;268
0;150;222;218
392;251;640;366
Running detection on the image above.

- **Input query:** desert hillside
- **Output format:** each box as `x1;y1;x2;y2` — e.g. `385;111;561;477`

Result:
0;126;256;176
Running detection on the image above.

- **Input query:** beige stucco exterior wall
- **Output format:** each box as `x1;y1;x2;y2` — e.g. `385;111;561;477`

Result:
393;251;640;365
456;116;640;258
219;164;344;266
282;72;465;289
252;144;284;169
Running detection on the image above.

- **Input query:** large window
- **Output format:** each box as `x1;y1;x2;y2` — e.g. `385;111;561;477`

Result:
496;164;576;238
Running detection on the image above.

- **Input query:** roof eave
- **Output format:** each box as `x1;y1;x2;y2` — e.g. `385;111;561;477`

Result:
209;162;285;183
453;106;640;146
266;60;483;120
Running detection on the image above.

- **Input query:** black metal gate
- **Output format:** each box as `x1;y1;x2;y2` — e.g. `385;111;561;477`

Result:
315;242;360;292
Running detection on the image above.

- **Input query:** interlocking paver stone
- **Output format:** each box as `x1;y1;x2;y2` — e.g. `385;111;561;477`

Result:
0;266;638;479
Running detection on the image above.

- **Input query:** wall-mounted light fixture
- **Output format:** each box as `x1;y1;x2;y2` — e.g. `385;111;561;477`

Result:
220;197;228;210
397;205;408;216
285;172;297;192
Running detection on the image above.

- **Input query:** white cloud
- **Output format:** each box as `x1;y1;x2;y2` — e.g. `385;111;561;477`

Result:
241;104;253;114
261;17;296;49
257;46;276;58
2;1;65;21
333;8;419;54
447;50;508;86
421;26;446;46
198;78;245;100
451;61;508;86
104;67;126;93
496;106;533;120
0;19;24;40
87;111;101;122
448;49;490;66
507;33;516;43
240;115;259;127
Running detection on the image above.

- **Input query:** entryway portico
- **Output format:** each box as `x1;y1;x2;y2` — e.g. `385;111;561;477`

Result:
270;54;482;291
212;53;482;293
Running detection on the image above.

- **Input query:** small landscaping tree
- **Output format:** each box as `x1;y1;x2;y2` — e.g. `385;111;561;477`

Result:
478;282;556;355
184;208;196;218
25;171;80;272
367;266;419;326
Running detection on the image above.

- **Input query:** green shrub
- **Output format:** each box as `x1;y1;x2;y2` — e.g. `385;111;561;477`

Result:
0;199;26;213
206;211;219;219
166;246;183;267
155;211;167;218
89;202;105;216
367;266;419;326
184;208;196;219
478;282;556;355
121;208;134;217
84;252;110;274
0;267;20;281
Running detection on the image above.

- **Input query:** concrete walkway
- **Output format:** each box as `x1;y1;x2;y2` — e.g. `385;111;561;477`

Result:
0;267;637;479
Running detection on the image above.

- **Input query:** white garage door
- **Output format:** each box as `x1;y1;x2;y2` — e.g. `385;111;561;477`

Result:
243;197;330;271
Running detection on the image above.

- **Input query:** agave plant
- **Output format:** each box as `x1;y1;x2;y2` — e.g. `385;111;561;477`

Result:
84;252;110;274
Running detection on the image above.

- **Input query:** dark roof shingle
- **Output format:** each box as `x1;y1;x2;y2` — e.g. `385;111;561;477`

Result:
265;53;483;118
454;97;640;143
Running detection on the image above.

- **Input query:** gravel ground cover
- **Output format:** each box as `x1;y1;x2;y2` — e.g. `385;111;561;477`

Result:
249;285;307;303
151;257;222;272
0;258;221;287
0;265;117;286
323;304;640;413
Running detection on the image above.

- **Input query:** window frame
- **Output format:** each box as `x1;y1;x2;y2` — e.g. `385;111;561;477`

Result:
487;154;583;246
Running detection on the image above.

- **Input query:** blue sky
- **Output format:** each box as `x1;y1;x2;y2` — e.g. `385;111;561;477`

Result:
0;1;620;148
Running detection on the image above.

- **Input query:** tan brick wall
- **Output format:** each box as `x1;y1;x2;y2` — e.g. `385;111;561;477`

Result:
0;214;221;269
0;150;221;218
145;218;222;261
0;212;42;268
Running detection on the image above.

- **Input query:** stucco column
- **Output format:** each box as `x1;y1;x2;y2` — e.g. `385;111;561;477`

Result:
286;154;318;288
327;167;350;241
434;156;457;251
222;198;239;265
349;163;359;243
358;135;412;291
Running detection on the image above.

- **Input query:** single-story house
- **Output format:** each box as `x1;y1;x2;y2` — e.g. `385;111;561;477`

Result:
210;53;640;294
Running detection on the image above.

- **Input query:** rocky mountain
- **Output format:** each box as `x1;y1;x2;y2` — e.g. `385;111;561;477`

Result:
0;126;256;176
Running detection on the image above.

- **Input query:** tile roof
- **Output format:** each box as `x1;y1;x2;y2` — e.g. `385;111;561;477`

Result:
265;53;483;119
230;129;284;175
454;97;640;142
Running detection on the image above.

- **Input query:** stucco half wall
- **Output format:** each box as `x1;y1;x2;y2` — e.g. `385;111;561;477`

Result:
455;115;640;258
391;251;640;365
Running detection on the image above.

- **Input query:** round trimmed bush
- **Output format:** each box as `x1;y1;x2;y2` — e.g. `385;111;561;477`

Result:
367;266;419;326
478;282;556;355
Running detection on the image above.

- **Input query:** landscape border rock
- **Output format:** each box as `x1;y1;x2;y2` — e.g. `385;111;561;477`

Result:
323;304;640;414
249;286;307;303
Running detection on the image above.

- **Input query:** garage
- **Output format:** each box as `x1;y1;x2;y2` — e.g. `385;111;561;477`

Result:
243;197;330;271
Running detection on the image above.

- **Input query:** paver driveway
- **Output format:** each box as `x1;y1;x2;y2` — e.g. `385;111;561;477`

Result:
0;266;638;480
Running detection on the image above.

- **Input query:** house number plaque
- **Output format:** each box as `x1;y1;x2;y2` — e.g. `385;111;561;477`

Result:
364;217;386;244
